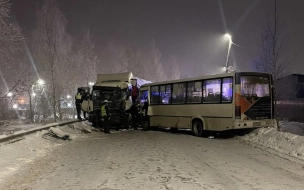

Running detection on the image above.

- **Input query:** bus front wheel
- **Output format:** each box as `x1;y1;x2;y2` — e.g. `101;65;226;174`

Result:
192;120;204;137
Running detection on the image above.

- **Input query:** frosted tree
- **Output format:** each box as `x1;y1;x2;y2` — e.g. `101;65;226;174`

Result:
147;40;165;82
167;55;181;80
0;0;24;62
0;0;25;100
78;29;98;86
107;42;128;74
33;0;75;121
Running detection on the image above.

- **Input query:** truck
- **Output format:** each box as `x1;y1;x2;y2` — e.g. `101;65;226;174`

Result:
81;72;151;129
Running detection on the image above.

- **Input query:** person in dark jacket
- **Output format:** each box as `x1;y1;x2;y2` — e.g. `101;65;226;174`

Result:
101;100;111;133
75;91;83;120
128;102;140;130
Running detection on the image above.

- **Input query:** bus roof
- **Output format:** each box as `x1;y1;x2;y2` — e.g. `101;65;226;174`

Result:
140;72;271;87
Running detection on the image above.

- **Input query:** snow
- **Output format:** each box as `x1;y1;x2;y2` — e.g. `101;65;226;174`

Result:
0;121;92;184
240;121;304;161
0;119;41;135
2;129;304;189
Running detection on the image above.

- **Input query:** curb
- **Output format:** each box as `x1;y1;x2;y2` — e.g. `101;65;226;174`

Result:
0;120;80;143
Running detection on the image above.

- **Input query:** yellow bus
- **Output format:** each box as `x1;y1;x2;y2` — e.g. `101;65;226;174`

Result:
139;72;275;136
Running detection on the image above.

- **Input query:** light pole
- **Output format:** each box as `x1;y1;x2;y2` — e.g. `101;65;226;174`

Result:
224;33;232;73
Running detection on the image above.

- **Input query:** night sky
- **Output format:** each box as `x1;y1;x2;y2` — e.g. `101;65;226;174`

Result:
10;0;304;77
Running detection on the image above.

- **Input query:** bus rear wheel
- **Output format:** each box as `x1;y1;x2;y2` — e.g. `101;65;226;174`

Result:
192;120;204;137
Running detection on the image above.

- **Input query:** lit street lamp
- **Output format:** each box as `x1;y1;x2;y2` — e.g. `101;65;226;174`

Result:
88;82;94;86
37;79;45;85
7;92;13;97
67;95;71;99
224;33;232;73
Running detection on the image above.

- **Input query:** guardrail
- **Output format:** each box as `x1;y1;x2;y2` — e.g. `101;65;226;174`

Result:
0;119;80;143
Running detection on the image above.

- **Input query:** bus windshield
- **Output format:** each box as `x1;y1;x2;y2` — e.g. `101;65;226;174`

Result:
240;76;270;98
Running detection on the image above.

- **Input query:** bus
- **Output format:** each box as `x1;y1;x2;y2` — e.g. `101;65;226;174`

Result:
139;72;275;136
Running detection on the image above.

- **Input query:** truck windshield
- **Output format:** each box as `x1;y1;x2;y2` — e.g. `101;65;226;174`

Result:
240;76;270;97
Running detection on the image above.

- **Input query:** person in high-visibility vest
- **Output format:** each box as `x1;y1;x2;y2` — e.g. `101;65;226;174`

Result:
75;91;83;120
101;100;111;133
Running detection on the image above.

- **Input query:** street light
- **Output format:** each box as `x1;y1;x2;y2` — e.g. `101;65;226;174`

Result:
37;79;45;85
13;104;18;109
224;33;232;73
224;33;232;40
7;92;13;97
67;95;71;99
88;82;94;86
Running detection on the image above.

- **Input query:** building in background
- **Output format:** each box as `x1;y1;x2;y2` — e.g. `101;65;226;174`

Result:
276;74;304;102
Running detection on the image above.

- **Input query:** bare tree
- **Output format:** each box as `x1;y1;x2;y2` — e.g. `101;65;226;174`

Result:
78;29;98;86
0;0;24;63
147;40;165;82
167;55;181;80
255;0;293;108
33;0;72;122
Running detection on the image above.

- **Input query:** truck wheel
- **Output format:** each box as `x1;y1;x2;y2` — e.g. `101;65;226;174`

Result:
192;120;204;137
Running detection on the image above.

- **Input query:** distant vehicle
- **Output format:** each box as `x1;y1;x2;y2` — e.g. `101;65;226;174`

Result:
139;72;275;136
81;72;151;129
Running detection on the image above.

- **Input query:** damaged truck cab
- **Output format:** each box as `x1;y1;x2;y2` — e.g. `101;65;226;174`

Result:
81;72;151;129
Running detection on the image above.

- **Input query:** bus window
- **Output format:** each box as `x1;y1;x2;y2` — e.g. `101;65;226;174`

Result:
172;83;186;104
187;81;202;103
240;76;269;97
150;86;159;104
222;78;233;102
203;79;221;103
160;85;171;104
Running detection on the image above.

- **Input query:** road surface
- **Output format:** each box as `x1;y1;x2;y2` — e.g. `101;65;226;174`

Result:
2;129;304;190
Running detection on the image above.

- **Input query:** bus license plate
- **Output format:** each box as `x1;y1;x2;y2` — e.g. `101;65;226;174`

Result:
253;122;261;127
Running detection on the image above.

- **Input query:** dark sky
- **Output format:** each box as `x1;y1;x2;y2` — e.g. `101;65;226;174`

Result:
10;0;304;77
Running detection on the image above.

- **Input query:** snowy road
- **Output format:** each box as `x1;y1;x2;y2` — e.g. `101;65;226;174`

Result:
2;129;304;190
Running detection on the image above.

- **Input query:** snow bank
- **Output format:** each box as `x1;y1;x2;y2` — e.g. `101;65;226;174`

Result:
240;126;304;161
0;121;93;182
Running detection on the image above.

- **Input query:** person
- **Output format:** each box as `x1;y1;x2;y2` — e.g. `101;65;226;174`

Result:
82;91;90;119
75;90;83;120
101;100;111;133
131;84;139;104
128;102;140;130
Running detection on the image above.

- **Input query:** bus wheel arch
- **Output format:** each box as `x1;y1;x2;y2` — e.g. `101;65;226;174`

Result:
191;118;205;137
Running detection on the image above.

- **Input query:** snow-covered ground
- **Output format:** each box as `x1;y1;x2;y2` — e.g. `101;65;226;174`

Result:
0;121;93;186
1;124;304;189
0;118;76;135
240;121;304;162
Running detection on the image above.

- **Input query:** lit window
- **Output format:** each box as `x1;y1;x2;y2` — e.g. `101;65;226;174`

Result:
203;79;221;103
222;78;233;102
